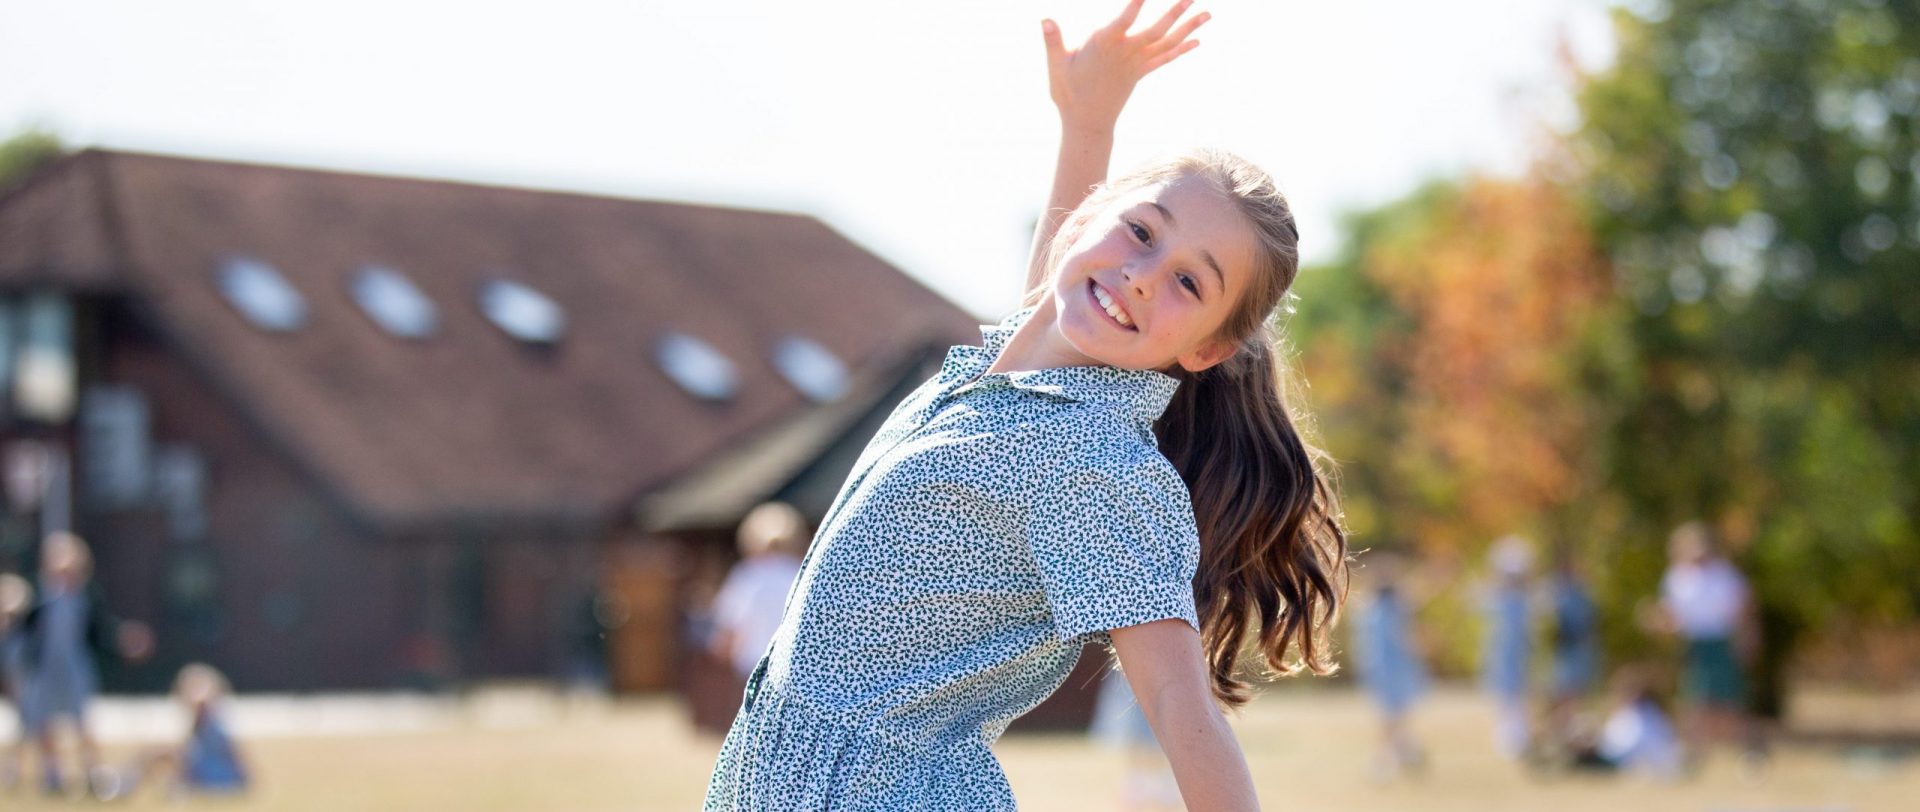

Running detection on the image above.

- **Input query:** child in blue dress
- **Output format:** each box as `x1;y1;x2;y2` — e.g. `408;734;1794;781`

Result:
1354;556;1428;782
704;3;1348;809
92;662;249;801
17;532;152;797
1482;535;1536;761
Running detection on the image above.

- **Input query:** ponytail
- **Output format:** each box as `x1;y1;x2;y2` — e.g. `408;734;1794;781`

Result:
1156;331;1347;707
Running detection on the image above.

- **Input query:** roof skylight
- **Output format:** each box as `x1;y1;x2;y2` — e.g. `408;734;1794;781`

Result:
773;336;849;402
656;333;739;401
352;265;438;339
478;279;565;344
215;256;307;332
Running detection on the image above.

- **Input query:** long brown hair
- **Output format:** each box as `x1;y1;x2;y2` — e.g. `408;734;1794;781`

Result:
1036;150;1348;707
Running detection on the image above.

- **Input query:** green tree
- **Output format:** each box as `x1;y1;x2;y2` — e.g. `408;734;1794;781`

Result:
1575;0;1920;692
0;129;64;190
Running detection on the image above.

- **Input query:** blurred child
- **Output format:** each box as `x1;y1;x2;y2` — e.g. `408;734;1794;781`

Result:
18;532;152;796
707;502;808;682
1567;665;1682;781
1090;665;1179;810
1354;555;1428;782
0;572;31;792
94;662;249;801
1543;546;1600;755
1482;535;1535;760
1655;520;1764;767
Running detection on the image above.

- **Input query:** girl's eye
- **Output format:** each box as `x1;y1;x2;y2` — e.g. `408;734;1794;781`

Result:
1179;274;1200;296
1128;221;1152;245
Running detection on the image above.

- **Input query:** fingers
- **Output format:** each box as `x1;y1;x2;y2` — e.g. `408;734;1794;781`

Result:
1041;18;1067;71
1149;10;1210;55
1044;18;1075;78
1141;38;1200;74
1135;0;1193;42
1105;0;1147;34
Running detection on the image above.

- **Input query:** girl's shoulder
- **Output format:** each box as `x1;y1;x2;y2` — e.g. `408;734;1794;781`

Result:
1030;440;1195;530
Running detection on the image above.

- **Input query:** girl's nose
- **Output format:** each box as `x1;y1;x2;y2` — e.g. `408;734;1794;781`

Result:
1122;263;1154;300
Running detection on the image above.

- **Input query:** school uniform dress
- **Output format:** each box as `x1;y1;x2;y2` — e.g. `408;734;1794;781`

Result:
704;308;1199;811
1481;583;1531;702
1548;574;1600;698
1356;587;1426;717
181;709;248;794
21;587;95;733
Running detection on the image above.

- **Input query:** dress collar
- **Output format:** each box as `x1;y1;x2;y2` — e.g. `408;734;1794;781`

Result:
938;306;1182;425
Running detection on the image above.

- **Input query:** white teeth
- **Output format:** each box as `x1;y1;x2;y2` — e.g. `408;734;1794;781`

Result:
1092;285;1132;326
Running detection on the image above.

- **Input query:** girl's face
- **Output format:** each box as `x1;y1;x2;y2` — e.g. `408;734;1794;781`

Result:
1047;175;1258;373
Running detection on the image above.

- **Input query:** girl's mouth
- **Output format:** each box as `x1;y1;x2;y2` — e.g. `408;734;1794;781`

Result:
1089;280;1136;331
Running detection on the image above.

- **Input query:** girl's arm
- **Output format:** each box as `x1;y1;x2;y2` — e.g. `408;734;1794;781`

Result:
1025;0;1209;297
1110;618;1259;812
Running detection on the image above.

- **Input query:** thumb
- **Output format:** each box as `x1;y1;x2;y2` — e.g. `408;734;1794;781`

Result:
1041;19;1067;71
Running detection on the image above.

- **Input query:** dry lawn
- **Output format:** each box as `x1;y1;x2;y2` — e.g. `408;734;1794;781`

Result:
4;686;1913;811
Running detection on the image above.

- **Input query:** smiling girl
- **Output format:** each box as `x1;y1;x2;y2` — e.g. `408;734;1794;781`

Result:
703;3;1346;810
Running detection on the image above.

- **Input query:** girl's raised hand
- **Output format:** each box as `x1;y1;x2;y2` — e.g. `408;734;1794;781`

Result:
1041;0;1210;133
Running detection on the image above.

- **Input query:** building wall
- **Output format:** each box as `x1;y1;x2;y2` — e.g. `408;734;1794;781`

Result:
83;305;598;691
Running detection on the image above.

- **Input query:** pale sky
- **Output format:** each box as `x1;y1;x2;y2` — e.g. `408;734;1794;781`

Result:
0;0;1616;318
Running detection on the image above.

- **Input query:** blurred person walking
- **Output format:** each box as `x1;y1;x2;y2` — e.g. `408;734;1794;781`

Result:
707;502;809;682
1353;554;1428;782
1482;535;1535;761
16;532;152;797
1654;521;1765;770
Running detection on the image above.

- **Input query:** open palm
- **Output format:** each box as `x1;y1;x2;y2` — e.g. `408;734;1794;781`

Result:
1042;0;1211;131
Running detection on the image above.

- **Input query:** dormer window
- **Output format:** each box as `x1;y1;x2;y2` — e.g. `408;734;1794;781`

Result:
656;332;739;401
352;265;437;339
478;279;564;344
216;256;306;331
773;336;848;402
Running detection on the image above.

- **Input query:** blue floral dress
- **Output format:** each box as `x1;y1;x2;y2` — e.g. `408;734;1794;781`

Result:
704;307;1200;811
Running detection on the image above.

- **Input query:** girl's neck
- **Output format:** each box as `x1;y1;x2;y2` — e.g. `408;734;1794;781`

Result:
987;300;1103;375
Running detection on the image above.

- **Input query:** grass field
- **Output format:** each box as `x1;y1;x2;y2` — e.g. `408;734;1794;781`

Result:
5;686;1913;811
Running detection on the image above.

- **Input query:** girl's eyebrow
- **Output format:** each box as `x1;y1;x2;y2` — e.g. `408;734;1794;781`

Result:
1148;201;1225;291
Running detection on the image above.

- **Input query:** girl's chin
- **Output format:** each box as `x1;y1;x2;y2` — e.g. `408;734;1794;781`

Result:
1058;326;1151;370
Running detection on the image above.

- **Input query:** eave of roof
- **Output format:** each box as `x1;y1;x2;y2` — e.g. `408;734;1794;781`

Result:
1;148;982;535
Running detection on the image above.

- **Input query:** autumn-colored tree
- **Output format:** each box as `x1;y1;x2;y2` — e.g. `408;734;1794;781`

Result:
1288;176;1617;671
1298;0;1920;691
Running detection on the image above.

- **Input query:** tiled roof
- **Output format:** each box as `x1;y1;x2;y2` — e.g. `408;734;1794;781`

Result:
0;149;979;531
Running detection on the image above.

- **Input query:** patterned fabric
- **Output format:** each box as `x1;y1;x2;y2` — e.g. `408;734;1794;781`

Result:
705;307;1199;811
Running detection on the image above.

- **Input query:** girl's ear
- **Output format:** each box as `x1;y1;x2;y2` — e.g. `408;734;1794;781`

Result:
1176;337;1236;373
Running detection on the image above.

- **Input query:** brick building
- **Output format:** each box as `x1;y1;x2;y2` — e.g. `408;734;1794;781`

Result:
0;149;979;693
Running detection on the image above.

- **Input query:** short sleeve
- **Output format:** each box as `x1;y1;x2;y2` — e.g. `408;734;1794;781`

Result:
1024;462;1201;644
